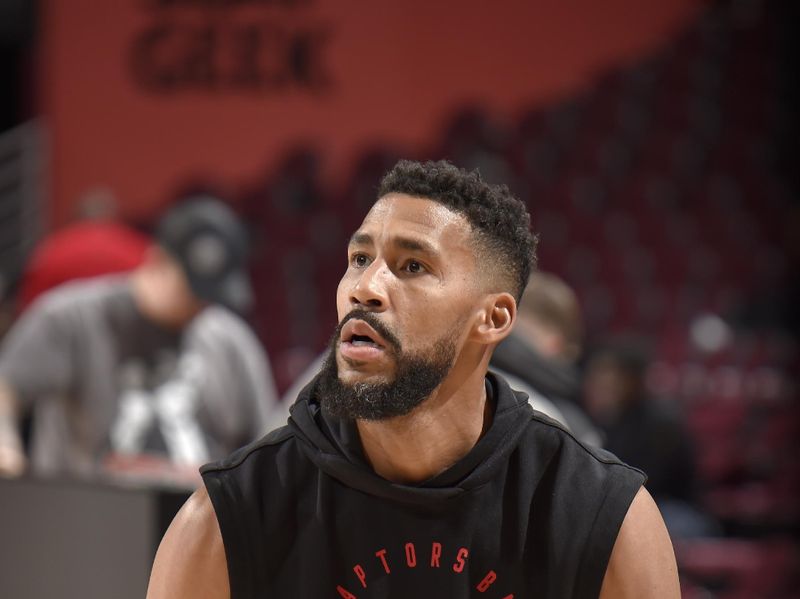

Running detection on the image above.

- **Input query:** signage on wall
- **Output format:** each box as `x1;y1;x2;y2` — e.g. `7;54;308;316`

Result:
129;0;333;93
42;0;701;225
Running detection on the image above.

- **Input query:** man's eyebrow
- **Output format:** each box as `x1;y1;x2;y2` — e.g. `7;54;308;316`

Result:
394;236;437;255
349;232;373;246
348;232;439;256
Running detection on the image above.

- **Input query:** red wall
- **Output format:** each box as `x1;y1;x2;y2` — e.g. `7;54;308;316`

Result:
40;0;703;225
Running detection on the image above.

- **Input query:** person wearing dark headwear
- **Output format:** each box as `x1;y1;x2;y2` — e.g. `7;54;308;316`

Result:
0;198;281;483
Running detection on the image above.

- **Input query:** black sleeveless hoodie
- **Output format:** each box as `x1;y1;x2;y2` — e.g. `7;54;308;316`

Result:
201;372;645;599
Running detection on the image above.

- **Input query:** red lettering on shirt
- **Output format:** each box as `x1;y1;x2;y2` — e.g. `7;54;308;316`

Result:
452;547;469;573
353;564;367;589
404;542;417;568
375;548;391;574
337;540;517;597
476;570;497;592
430;542;442;568
336;584;358;599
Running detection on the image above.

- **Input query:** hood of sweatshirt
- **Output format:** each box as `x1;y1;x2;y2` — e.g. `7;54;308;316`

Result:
491;332;581;401
287;371;534;507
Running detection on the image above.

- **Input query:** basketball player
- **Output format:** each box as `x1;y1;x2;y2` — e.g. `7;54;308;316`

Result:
147;161;679;598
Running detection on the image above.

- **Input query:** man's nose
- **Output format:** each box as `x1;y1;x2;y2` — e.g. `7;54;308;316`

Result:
350;260;389;309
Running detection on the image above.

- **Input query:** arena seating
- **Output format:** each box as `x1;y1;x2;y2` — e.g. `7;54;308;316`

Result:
241;3;797;595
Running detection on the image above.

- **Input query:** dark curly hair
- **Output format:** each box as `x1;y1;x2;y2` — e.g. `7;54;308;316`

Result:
377;160;538;301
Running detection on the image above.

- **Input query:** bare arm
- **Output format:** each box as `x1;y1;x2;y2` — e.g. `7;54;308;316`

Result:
146;487;230;599
599;486;680;598
0;379;26;476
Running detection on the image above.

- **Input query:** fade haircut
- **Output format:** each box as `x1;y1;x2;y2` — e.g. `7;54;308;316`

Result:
377;160;538;301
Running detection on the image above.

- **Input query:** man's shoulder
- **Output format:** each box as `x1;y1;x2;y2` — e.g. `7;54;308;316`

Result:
521;409;645;481
200;424;299;477
7;276;129;340
26;275;128;315
189;305;260;344
146;486;229;599
199;423;318;521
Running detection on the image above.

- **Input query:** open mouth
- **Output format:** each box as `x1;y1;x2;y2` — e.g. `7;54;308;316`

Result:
339;319;390;361
348;333;382;349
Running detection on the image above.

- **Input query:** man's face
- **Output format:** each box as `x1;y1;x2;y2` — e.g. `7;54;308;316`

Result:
147;247;206;324
319;193;481;419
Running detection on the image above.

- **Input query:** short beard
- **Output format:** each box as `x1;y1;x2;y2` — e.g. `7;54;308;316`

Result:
317;310;460;421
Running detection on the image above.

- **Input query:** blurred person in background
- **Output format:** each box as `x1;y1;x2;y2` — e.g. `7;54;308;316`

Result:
6;188;150;455
0;197;281;484
583;341;718;539
491;271;602;446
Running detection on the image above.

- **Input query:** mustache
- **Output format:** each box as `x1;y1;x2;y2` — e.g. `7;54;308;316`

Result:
336;309;402;353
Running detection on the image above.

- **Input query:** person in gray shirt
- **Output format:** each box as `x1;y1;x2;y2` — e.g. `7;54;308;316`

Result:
0;198;282;483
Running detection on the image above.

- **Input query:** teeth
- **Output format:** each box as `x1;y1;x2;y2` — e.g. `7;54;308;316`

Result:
352;339;378;347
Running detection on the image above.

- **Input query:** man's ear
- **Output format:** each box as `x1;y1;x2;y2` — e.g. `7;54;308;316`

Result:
471;292;516;345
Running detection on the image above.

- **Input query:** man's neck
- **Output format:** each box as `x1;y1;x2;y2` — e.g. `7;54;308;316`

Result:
355;367;492;484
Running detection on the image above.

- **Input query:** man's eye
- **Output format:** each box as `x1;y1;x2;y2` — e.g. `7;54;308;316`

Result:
351;254;370;268
405;260;424;274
